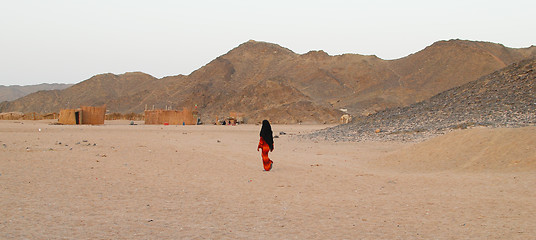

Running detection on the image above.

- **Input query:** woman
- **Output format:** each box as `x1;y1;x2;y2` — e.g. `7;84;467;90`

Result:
257;120;274;171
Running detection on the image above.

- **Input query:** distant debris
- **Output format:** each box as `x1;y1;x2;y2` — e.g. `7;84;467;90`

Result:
0;112;57;121
0;112;24;120
340;114;352;124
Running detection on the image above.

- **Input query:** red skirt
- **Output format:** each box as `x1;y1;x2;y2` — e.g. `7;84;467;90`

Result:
258;137;273;171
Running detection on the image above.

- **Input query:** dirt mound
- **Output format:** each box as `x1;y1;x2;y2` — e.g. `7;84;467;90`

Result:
377;127;536;172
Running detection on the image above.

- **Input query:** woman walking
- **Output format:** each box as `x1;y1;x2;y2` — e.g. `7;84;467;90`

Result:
257;120;274;171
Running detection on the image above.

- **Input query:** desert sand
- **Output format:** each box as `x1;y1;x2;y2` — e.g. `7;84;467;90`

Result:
1;120;535;239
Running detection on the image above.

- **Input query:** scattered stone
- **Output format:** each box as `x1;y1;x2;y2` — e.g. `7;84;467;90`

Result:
303;58;536;142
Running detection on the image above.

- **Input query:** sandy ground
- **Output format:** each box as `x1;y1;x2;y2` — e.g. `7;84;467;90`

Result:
1;120;535;239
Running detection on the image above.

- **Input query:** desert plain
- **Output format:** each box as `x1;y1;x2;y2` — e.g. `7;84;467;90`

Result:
1;120;535;239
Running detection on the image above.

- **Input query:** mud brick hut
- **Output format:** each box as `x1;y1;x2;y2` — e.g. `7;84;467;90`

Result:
58;105;106;125
144;108;199;125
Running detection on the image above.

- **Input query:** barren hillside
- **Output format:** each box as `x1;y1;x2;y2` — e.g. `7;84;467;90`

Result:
309;57;536;141
1;40;535;124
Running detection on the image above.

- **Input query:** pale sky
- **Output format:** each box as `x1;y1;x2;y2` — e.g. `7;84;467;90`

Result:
1;0;535;86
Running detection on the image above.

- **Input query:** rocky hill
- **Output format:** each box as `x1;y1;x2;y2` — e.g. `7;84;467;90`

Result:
0;83;73;102
0;72;161;114
308;57;536;141
1;39;535;124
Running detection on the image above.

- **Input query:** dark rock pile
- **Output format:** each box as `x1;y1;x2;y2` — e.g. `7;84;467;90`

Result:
306;58;536;142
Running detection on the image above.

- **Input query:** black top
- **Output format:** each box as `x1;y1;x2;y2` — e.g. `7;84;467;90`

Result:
260;120;274;150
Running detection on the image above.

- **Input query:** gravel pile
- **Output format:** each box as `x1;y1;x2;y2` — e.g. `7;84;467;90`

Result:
305;58;536;142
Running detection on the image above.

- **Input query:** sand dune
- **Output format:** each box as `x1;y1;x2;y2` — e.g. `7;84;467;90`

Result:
1;121;535;239
378;127;536;173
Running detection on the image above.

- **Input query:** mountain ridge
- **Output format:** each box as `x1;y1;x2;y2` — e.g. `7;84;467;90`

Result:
1;39;535;124
0;83;73;102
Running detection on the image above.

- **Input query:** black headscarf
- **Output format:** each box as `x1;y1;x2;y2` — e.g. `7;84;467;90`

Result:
260;120;274;150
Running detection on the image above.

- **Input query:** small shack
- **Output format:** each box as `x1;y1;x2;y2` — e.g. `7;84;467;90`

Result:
144;108;198;125
58;105;106;125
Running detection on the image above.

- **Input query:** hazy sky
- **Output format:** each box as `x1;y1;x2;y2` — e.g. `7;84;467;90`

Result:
1;0;535;86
